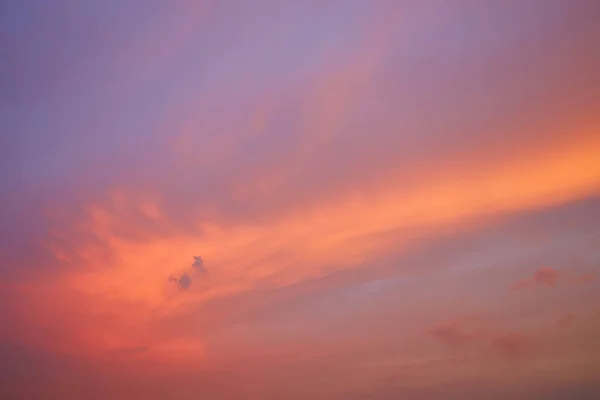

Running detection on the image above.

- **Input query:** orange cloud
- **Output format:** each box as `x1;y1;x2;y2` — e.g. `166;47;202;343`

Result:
6;2;600;367
19;132;598;357
490;332;531;357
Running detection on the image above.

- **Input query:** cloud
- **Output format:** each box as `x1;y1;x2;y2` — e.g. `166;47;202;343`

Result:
428;316;489;347
192;256;207;274
111;345;152;355
512;269;595;291
556;313;576;328
511;267;563;290
3;2;600;397
571;274;595;285
178;273;192;289
167;256;207;291
429;317;533;358
169;273;192;290
429;323;476;346
490;332;530;357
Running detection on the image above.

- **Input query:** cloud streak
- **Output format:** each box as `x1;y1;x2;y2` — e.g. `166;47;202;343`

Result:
511;268;563;290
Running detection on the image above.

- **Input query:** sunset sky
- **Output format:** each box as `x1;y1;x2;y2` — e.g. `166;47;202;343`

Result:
1;1;600;399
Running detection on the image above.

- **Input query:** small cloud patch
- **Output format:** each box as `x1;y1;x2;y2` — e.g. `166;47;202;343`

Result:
511;267;562;290
556;313;576;328
178;273;192;289
192;255;207;274
113;346;152;354
430;323;475;346
168;272;192;290
570;274;595;285
167;256;208;291
491;332;530;357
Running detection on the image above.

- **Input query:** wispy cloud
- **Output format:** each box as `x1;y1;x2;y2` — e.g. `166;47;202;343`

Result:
490;332;531;357
570;274;595;285
110;345;152;355
429;322;479;346
556;313;576;328
512;269;596;290
429;317;534;359
511;267;563;290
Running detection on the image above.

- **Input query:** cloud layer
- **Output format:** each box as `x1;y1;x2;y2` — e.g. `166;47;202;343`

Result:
2;1;600;398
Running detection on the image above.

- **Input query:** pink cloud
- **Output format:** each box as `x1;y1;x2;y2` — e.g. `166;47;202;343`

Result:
491;332;530;357
511;267;563;290
556;313;576;328
429;323;476;346
429;318;533;358
570;274;595;285
428;315;491;347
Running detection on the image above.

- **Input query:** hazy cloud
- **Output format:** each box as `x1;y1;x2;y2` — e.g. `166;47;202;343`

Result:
491;332;530;357
429;318;532;358
430;323;476;346
511;268;563;290
571;274;595;285
111;345;151;355
556;313;576;328
429;316;490;347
